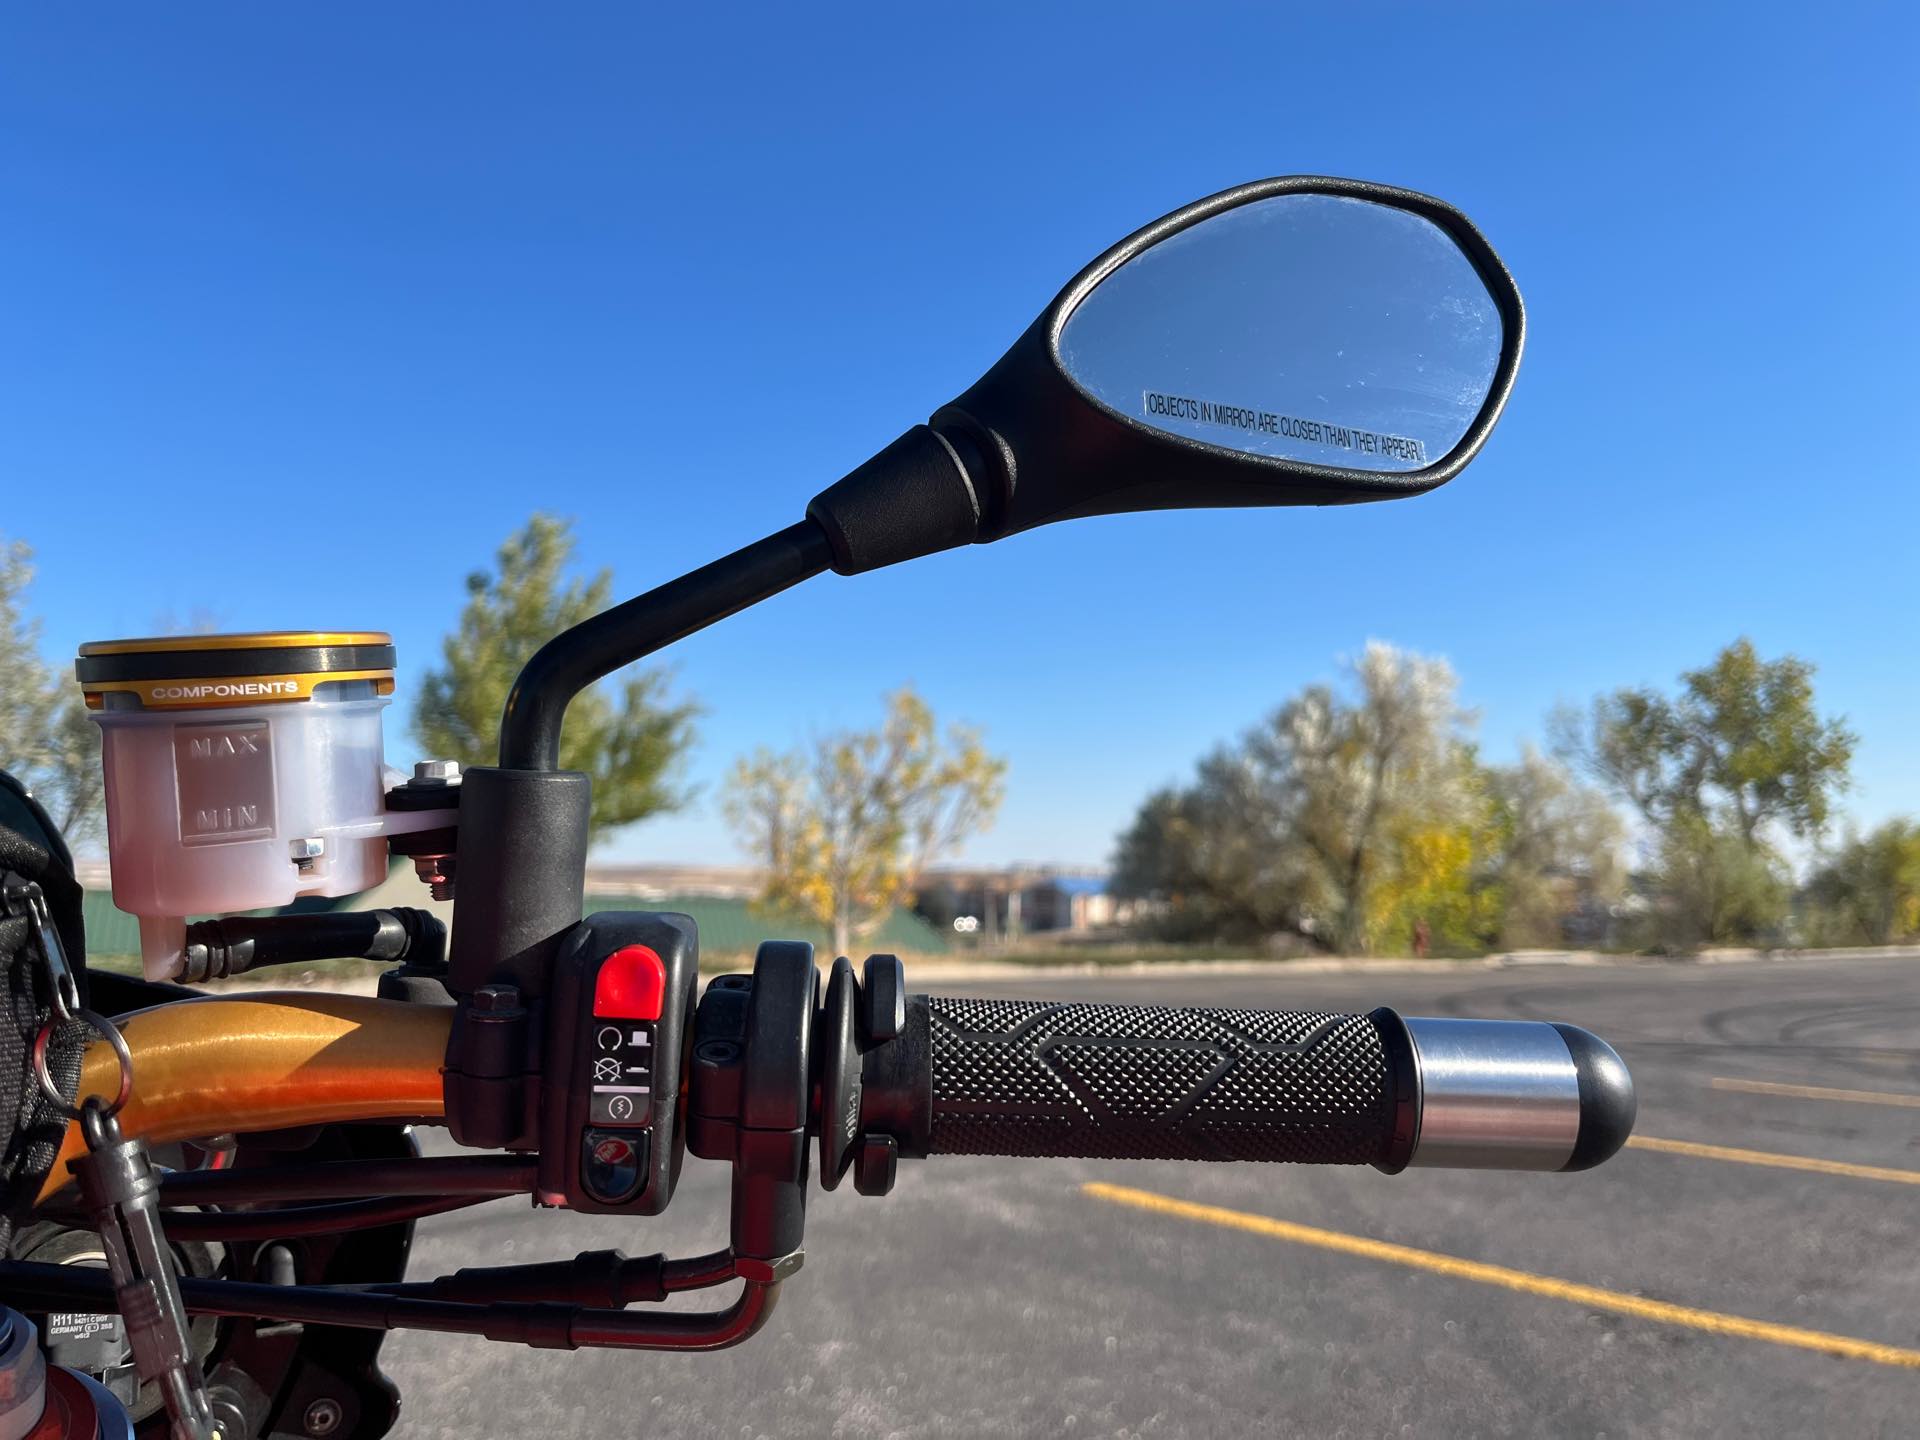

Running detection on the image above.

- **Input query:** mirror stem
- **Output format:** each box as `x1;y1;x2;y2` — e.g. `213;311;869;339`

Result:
806;424;992;575
497;519;836;771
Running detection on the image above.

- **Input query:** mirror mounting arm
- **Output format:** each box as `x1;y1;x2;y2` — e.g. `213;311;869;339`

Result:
459;523;836;999
497;520;837;772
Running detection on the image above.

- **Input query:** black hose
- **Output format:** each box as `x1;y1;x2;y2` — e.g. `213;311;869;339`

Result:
0;1260;781;1352
179;907;446;982
663;1250;738;1292
354;1247;734;1305
159;1155;535;1206
155;1193;492;1241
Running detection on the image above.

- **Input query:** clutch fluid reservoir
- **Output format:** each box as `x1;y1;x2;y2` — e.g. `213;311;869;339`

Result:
75;631;439;980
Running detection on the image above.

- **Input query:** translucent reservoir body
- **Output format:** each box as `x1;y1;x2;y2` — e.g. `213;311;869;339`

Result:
75;632;428;979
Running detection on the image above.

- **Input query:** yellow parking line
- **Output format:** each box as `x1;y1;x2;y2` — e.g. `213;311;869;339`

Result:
1083;1181;1920;1368
1628;1135;1920;1185
1710;1077;1920;1109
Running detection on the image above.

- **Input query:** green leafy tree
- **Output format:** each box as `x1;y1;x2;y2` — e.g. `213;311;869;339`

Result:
724;688;1006;957
1369;806;1501;956
1113;647;1627;956
1555;639;1854;847
1804;821;1920;946
1259;643;1480;954
1647;812;1793;949
1114;644;1487;954
0;538;102;841
1484;748;1627;949
1112;756;1303;944
413;515;697;838
1555;638;1853;948
1111;788;1202;923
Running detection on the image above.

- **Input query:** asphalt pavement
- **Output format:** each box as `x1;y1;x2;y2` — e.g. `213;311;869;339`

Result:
382;955;1920;1438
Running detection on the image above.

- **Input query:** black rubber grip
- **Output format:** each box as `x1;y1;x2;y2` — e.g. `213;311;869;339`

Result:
924;997;1416;1169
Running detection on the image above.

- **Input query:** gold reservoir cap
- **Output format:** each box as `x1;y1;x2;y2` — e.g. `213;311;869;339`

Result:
76;631;396;711
77;630;392;657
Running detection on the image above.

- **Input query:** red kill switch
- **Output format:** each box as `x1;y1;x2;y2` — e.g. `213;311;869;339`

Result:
593;944;667;1021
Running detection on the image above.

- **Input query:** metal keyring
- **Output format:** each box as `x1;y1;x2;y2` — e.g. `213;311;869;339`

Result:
32;1008;134;1122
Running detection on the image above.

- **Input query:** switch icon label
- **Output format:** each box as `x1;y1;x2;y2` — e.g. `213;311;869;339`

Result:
588;1003;655;1127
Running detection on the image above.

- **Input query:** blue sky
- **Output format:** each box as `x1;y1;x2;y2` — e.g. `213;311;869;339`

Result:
3;4;1915;867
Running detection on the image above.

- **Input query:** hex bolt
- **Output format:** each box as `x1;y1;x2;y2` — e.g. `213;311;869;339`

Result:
303;1398;343;1437
472;984;521;1014
289;837;325;872
734;1251;805;1284
412;759;462;785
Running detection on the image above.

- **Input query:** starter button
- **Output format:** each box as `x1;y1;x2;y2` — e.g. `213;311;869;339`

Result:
593;944;667;1020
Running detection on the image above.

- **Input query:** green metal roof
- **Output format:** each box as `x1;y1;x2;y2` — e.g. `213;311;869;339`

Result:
77;886;948;962
581;894;949;959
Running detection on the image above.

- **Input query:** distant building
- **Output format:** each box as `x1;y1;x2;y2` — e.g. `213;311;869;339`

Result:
912;867;1131;941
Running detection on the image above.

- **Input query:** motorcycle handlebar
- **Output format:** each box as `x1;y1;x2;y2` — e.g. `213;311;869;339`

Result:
877;997;1634;1174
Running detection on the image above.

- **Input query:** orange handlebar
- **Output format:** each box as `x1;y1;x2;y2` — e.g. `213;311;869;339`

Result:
37;992;452;1204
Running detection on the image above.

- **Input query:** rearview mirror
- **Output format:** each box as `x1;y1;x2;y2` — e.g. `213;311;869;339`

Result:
808;176;1524;574
1058;192;1502;471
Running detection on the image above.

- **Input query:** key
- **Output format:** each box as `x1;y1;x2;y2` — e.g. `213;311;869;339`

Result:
68;1097;218;1440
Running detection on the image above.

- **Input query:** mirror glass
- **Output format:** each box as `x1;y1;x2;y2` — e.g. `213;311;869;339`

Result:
1056;194;1503;472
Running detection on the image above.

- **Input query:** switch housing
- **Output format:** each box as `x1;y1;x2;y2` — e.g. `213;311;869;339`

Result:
539;912;698;1213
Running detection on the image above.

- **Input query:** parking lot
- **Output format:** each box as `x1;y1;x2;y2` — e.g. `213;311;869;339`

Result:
387;954;1920;1437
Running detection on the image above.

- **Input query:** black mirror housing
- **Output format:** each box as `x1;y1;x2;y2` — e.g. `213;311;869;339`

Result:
808;175;1525;576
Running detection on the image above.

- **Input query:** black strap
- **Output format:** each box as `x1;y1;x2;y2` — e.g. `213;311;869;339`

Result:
0;771;89;1252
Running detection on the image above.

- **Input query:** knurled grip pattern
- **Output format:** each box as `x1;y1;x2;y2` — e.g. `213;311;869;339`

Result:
926;997;1392;1164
